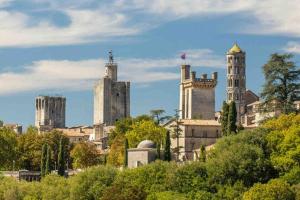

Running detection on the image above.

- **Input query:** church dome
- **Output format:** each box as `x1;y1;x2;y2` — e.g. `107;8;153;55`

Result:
228;43;243;54
137;140;156;149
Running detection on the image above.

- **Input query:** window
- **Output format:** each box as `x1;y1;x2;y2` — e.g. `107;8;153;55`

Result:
191;129;195;137
235;94;239;100
234;79;239;87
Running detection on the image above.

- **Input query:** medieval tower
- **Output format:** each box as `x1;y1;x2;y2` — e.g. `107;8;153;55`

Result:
35;96;66;131
226;43;246;122
179;64;218;120
93;51;130;126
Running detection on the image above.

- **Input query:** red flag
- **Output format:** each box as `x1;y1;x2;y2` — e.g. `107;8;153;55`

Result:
181;53;186;60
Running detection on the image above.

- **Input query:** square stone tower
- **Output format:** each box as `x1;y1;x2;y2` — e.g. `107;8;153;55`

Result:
179;64;218;120
93;51;130;126
35;96;66;131
226;43;246;122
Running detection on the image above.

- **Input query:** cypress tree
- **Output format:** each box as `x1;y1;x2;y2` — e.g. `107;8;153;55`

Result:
57;138;65;176
199;145;206;162
156;142;161;160
45;146;51;175
221;101;229;136
124;138;128;168
227;101;237;135
164;131;171;161
40;143;47;177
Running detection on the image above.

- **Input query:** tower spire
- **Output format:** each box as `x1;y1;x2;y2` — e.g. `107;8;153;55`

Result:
109;50;114;64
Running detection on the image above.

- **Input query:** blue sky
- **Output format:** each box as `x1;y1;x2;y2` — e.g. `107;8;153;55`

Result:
1;0;300;128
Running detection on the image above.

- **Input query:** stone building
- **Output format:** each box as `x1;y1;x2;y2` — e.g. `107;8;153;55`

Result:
179;64;218;120
226;43;246;122
3;123;23;134
93;51;130;126
35;96;66;132
164;119;221;161
164;63;221;161
127;140;157;168
93;51;130;150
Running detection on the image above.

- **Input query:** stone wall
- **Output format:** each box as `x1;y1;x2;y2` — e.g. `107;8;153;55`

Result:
35;96;66;129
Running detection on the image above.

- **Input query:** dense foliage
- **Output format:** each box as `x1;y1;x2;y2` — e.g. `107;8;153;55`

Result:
261;53;300;114
0;127;70;171
0;114;299;199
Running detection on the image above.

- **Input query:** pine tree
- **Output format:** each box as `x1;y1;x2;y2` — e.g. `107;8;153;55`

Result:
124;138;128;168
199;145;206;162
261;53;300;114
57;138;65;176
40;143;47;177
45;146;51;175
164;131;171;161
227;101;237;135
221;101;229;136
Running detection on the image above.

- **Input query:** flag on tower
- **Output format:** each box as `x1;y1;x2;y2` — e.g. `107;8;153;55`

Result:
181;53;186;60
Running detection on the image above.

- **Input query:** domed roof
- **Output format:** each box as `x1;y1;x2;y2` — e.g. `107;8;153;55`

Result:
228;43;243;54
137;140;156;149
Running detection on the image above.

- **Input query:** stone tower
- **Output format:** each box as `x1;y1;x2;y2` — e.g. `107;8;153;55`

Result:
93;51;130;126
179;64;218;120
35;96;66;131
226;43;246;122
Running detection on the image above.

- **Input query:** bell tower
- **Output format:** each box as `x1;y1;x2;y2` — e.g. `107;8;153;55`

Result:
104;50;117;81
226;43;246;122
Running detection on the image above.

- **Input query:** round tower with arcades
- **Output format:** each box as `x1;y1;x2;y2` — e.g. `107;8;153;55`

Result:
226;43;246;122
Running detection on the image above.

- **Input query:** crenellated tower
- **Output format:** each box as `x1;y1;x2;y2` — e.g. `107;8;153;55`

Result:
179;64;218;120
226;43;246;122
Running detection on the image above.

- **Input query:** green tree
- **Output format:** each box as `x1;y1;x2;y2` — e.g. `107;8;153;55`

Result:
221;101;229;136
147;191;188;200
124;138;129;167
263;114;300;174
150;109;171;125
40;144;47;177
243;179;295;200
0;128;18;170
125;120;166;148
70;142;100;169
69;166;117;200
227;101;237;135
207;129;276;187
45;145;51;175
261;53;300;114
170;109;183;161
164;131;171;161
57;138;65;176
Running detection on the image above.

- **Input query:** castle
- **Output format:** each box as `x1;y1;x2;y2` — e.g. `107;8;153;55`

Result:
93;51;130;126
35;96;66;132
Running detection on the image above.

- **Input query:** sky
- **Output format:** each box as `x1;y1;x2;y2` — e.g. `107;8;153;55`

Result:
1;0;300;129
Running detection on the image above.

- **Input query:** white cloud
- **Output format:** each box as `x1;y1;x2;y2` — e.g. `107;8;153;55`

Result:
0;9;141;47
0;0;300;47
0;49;224;95
283;41;300;54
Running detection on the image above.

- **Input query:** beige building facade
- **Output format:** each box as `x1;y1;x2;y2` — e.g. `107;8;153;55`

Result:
165;119;221;161
93;51;130;126
179;64;218;120
35;96;66;132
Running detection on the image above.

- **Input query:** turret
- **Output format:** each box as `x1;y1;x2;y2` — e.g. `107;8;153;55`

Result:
181;64;190;82
105;50;118;81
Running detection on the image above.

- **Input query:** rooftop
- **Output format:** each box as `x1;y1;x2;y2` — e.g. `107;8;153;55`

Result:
228;43;243;54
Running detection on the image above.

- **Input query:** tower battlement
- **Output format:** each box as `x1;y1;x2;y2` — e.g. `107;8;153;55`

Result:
181;65;217;89
179;64;218;120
